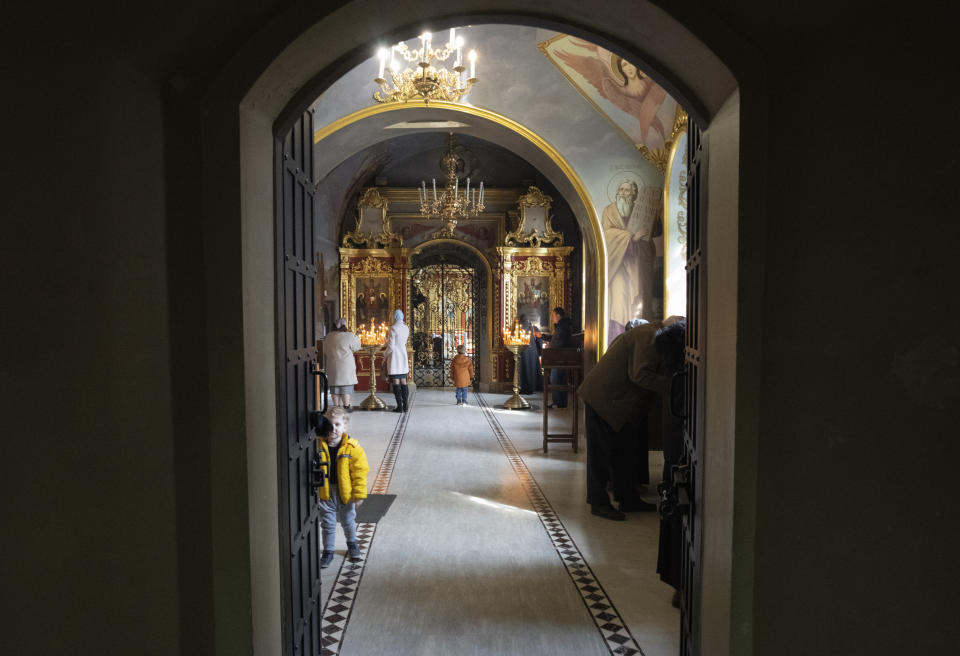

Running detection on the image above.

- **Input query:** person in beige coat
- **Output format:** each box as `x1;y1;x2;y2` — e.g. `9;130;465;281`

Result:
323;318;362;409
449;344;475;406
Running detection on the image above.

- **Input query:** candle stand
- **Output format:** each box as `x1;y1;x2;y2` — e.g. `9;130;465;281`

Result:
503;342;530;410
359;343;387;410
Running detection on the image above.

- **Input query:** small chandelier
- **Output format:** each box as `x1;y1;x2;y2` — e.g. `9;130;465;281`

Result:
418;133;485;236
374;29;478;104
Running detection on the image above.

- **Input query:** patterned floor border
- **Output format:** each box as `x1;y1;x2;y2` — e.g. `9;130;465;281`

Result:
476;392;646;656
319;389;415;656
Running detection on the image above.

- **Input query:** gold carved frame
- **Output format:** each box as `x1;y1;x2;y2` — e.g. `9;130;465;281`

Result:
499;246;574;335
339;251;399;330
342;188;402;248
504;186;564;247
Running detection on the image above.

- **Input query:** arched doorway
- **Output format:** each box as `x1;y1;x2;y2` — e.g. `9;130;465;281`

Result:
212;5;751;655
409;241;490;387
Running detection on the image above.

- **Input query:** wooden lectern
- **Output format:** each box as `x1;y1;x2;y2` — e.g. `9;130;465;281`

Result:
541;346;582;452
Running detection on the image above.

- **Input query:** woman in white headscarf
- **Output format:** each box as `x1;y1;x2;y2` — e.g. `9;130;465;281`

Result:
323;318;362;410
383;309;410;412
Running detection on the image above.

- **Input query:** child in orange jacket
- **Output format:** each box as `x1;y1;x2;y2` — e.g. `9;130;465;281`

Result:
449;344;475;406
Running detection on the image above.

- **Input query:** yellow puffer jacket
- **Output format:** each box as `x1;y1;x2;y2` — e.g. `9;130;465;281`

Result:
316;435;369;503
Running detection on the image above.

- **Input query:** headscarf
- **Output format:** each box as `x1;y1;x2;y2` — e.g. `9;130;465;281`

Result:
393;309;404;323
335;317;347;329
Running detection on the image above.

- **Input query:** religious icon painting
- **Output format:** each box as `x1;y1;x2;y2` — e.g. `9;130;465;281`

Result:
516;275;551;331
355;277;391;327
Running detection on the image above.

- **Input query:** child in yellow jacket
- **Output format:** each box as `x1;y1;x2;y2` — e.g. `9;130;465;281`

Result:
449;344;475;406
316;407;369;567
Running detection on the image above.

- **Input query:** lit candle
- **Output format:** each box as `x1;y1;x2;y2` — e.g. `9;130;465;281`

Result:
424;32;432;61
468;49;476;79
377;48;387;79
449;28;455;48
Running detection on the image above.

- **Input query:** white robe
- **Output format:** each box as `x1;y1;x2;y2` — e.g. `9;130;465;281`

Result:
322;331;362;386
383;321;410;376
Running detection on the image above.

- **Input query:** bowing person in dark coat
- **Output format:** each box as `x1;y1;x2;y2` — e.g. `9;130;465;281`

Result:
578;317;685;520
543;307;573;407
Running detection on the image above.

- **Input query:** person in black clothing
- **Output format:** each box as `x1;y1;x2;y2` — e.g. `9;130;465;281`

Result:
543;307;573;408
517;315;543;395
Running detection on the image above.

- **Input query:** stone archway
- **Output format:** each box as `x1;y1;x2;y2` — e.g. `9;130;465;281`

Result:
200;4;756;654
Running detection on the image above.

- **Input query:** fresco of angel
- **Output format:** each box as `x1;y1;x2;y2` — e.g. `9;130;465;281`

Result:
541;36;677;152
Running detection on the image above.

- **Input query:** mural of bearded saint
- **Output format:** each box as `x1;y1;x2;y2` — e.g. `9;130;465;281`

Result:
602;179;662;338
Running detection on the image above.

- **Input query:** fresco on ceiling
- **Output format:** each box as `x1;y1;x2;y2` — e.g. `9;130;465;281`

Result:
539;34;683;169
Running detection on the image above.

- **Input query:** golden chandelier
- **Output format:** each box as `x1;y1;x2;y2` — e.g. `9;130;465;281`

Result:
418;133;485;236
374;29;478;104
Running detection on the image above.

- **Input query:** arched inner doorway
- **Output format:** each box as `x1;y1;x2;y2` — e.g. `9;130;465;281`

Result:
409;241;490;387
223;5;748;656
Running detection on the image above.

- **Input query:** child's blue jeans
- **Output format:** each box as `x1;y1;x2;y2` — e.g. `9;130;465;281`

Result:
456;386;469;402
318;483;357;550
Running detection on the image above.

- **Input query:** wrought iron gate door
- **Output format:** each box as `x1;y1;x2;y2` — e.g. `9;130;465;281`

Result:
411;263;477;386
679;121;706;656
275;110;323;656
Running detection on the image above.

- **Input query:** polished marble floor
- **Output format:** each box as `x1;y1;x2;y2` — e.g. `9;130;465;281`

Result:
323;387;679;656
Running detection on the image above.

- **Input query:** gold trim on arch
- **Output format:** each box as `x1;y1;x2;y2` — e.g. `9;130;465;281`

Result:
313;101;608;354
662;120;689;319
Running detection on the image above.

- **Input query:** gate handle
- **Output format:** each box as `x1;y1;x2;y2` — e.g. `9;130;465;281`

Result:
309;451;328;495
311;362;329;420
658;462;692;518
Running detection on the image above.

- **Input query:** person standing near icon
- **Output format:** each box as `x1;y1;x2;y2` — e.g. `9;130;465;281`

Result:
543;307;573;408
384;309;410;413
323;317;362;410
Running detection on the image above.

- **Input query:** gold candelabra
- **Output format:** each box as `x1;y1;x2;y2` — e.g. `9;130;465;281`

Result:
356;320;389;410
503;325;531;410
417;133;485;236
356;319;389;345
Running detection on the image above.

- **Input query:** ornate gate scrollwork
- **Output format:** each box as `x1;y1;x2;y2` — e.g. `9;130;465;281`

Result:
409;242;487;387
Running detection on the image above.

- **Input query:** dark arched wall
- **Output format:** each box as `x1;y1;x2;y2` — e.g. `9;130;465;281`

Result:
5;3;959;656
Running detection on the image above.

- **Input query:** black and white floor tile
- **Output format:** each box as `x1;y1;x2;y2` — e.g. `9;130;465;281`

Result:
476;393;646;656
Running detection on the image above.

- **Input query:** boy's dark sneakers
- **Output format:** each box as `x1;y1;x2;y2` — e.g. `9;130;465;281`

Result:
320;550;334;569
346;541;361;561
590;504;625;521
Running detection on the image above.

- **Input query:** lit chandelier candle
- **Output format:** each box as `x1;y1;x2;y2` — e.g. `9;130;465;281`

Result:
372;28;479;104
